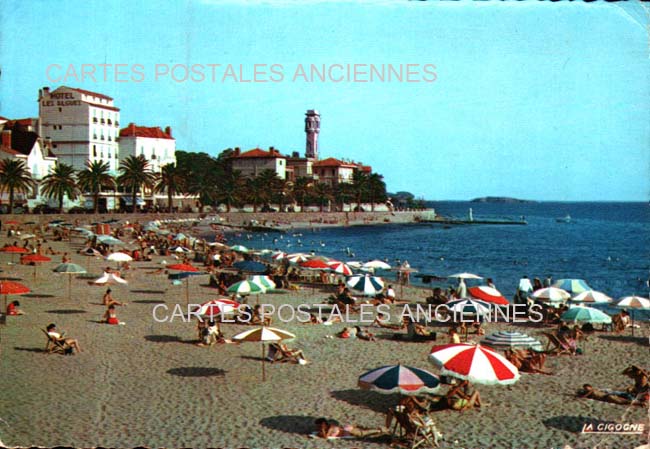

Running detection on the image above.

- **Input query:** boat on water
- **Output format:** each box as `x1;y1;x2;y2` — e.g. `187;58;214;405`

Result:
556;214;572;223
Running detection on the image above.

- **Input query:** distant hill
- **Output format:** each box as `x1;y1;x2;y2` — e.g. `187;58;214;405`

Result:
470;196;535;204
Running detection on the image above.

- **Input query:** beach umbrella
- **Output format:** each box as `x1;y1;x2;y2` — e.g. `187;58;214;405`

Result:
271;251;287;261
468;286;509;305
363;260;391;270
250;275;276;291
106;252;133;270
233;260;267;274
230;245;249;253
170;246;191;254
20;254;52;279
327;261;353;276
347;274;384;296
286;253;310;264
428;343;520;386
561;305;612;324
0;245;29;264
615;296;650;335
445;298;493;316
346;261;363;269
571;290;613;304
358;364;441;395
232;326;296;381
0;281;30;309
53;263;87;300
227;280;265;296
97;235;125;246
481;331;543;352
448;273;483;280
531;287;571;304
18;233;36;240
167;263;201;303
82;248;103;257
552;279;591;295
300;259;331;270
193;297;240;318
93;273;128;285
174;233;188;241
5;220;20;226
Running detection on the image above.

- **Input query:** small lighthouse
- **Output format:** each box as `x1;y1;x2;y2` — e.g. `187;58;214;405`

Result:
305;109;320;160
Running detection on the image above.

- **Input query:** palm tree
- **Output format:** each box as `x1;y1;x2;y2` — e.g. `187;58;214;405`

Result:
0;159;35;214
117;155;158;213
216;170;243;212
256;169;283;211
40;163;80;212
77;161;115;214
291;177;312;212
244;176;266;213
155;163;185;213
333;182;354;212
311;182;333;213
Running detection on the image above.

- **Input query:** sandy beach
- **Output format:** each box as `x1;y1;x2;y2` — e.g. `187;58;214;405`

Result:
0;219;648;449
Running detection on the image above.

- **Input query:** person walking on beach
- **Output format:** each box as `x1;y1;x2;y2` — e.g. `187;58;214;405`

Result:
456;278;467;299
516;276;533;304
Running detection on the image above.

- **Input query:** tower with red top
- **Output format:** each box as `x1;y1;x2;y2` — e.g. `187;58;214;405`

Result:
305;109;320;160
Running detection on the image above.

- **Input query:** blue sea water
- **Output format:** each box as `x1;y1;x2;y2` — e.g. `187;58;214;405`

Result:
229;202;650;319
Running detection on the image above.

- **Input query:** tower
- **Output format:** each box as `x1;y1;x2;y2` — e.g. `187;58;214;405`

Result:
305;109;320;160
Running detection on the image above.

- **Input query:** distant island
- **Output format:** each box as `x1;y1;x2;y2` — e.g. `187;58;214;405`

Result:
470;196;535;203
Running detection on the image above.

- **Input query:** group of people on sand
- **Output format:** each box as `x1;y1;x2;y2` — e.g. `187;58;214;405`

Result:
576;365;649;407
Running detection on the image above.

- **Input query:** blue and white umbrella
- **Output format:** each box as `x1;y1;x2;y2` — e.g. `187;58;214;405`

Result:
97;235;126;246
358;364;441;395
347;274;384;296
552;279;591;295
445;298;492;316
561;305;612;324
481;331;543;352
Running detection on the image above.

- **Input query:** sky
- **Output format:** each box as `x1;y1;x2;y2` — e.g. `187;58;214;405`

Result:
1;0;649;201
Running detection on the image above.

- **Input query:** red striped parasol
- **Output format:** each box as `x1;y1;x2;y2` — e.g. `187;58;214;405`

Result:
468;286;509;305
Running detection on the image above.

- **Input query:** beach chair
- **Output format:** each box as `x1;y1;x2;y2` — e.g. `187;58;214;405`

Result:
268;343;305;364
540;332;574;355
410;414;442;448
42;329;72;355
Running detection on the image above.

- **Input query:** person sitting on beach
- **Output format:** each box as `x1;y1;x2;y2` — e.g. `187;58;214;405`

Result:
314;418;389;439
272;343;309;364
337;327;356;339
102;305;121;325
505;349;552;375
448;327;461;344
426;287;448;305
61;252;71;263
251;304;272;326
335;288;357;307
197;320;222;346
386;285;396;301
102;288;125;307
622;365;650;403
46;323;82;353
445;380;482;411
355;326;376;341
472;319;485;336
372;311;405;330
7;300;24;316
405;316;436;341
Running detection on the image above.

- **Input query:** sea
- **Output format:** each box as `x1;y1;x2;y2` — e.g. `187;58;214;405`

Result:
225;201;650;320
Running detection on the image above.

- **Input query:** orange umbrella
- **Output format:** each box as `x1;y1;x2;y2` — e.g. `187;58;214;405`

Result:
0;280;30;309
1;245;30;264
5;220;20;226
167;263;200;303
21;254;52;279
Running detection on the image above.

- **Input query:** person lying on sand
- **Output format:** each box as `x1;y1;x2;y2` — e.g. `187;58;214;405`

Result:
355;326;376;341
372;312;405;330
314;418;389;439
505;349;552;375
405;316;436;341
575;384;634;405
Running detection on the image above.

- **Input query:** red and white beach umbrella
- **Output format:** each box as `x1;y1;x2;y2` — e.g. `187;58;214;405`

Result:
429;343;520;385
193;298;240;317
468;286;509;305
327;261;353;276
300;259;331;270
287;253;310;264
271;251;287;261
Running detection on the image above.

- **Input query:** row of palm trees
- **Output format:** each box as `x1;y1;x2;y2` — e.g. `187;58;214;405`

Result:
0;154;388;214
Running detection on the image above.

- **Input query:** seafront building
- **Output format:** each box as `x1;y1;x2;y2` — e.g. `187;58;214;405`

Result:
38;86;121;173
0;118;57;209
118;123;177;173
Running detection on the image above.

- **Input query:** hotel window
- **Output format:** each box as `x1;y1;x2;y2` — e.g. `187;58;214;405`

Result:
93;145;97;157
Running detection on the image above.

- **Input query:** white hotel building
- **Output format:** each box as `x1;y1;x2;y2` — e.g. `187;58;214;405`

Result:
118;123;176;172
38;86;120;173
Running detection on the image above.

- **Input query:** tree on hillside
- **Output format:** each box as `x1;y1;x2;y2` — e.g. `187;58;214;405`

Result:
0;159;35;214
77;161;115;214
117;155;157;213
40;163;80;212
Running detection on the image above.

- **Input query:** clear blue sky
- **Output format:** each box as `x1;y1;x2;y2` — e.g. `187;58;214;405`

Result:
1;0;648;201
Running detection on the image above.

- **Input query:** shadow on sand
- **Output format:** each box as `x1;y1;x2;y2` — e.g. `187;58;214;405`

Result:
132;299;166;304
46;309;87;314
21;293;56;299
131;289;167;294
144;334;183;343
598;335;648;345
330;389;399;414
13;346;48;353
259;415;320;435
167;367;226;377
543;415;616;433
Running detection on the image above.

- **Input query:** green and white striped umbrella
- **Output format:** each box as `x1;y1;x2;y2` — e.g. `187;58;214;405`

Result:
227;280;265;295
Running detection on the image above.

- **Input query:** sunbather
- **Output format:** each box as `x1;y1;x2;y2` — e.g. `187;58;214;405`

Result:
102;288;125;307
405;317;436;341
372;312;405;330
355;326;376;341
46;323;82;353
575;384;633;405
505;349;552;375
102;305;120;325
445;380;482;411
314;418;388;439
7;300;24;316
271;343;309;364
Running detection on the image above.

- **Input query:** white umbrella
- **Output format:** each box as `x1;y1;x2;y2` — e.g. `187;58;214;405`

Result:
106;252;133;263
93;273;128;285
448;273;483;280
531;287;571;303
571;290;613;304
363;260;391;270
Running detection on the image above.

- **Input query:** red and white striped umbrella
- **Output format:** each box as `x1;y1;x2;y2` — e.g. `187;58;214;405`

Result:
468;286;509;305
193;298;240;317
428;343;520;386
327;261;353;276
271;251;287;261
287;253;310;264
300;259;330;270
